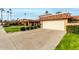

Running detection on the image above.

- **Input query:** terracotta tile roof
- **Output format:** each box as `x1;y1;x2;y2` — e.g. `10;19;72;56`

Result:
18;19;40;23
40;13;70;21
71;16;79;20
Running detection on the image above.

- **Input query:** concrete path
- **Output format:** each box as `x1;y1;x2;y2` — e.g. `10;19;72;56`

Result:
0;26;65;50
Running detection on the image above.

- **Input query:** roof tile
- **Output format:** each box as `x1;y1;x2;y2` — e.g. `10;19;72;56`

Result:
40;13;70;21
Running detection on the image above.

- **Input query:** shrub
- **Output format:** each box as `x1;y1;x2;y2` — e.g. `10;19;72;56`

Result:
37;25;40;28
28;26;31;30
30;26;34;30
3;23;10;27
67;25;79;34
33;26;37;29
20;27;26;31
26;27;29;30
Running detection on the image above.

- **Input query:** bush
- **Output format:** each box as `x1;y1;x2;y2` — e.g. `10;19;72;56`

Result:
26;27;29;30
28;26;31;30
33;26;37;29
37;25;40;28
20;27;26;31
3;24;10;27
30;26;34;30
67;25;79;34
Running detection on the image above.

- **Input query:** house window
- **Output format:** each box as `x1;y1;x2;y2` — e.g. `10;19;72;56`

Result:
68;18;73;23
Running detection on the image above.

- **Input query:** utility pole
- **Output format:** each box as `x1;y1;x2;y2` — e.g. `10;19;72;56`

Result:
67;8;70;16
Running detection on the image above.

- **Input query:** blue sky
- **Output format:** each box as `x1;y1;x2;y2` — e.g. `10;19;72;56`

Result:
1;8;79;20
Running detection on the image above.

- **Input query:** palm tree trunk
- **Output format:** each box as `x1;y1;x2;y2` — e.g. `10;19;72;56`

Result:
7;11;9;20
7;13;9;20
0;8;4;25
10;12;12;20
10;14;11;20
0;11;3;25
1;11;3;20
9;9;12;20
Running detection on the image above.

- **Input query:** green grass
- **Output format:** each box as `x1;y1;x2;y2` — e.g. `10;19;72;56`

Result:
55;33;79;50
4;26;26;33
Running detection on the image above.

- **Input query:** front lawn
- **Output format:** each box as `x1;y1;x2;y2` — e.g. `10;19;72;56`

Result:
4;26;26;33
55;33;79;50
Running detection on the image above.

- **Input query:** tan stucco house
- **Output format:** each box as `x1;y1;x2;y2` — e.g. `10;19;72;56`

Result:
39;13;70;31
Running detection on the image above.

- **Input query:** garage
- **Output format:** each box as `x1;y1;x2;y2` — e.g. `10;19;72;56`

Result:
42;20;65;31
40;13;70;31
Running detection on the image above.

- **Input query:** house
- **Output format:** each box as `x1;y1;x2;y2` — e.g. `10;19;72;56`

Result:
68;16;79;23
39;13;70;31
18;19;40;26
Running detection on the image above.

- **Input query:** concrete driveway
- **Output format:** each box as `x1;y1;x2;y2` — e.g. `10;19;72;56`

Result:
0;27;65;50
0;26;16;49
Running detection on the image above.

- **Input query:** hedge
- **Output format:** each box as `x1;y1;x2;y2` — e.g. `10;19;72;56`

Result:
20;27;26;31
28;26;34;30
67;25;79;34
26;27;29;30
17;25;41;30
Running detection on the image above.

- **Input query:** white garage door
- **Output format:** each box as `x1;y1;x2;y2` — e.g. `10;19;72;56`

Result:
42;20;65;31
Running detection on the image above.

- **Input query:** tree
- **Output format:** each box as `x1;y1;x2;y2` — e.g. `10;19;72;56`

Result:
0;8;5;25
7;11;10;20
45;10;48;15
9;9;12;20
56;11;62;14
0;8;5;20
17;18;19;20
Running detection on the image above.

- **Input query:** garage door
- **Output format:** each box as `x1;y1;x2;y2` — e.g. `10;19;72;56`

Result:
42;20;65;31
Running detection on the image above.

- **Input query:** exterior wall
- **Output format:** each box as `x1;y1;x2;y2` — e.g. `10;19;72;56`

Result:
41;20;67;31
64;19;68;31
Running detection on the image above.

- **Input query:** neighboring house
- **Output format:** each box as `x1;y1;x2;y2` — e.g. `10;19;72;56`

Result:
18;19;40;26
39;13;70;31
68;16;79;23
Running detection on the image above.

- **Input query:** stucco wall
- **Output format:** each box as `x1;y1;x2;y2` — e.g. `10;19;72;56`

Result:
41;20;66;31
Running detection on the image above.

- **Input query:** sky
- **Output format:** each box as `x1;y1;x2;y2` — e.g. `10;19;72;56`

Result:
1;8;79;20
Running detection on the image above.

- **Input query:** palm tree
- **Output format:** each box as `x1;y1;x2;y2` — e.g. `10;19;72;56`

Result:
7;11;10;20
9;9;12;20
24;13;26;19
56;11;62;14
0;8;5;25
0;8;5;20
45;10;48;15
